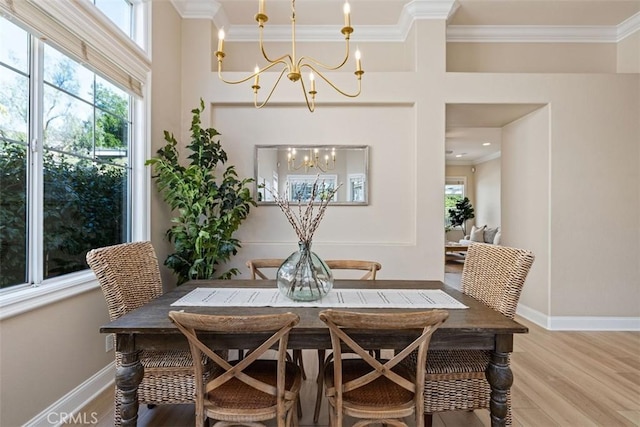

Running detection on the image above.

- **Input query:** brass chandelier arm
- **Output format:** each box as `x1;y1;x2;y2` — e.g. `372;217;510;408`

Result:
254;67;289;109
217;57;290;85
296;37;351;72
258;24;287;65
303;64;363;99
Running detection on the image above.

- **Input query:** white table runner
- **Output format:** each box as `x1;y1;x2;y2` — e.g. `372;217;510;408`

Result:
171;288;467;309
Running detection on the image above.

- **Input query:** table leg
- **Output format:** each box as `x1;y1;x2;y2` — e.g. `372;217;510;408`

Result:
116;347;144;426
486;350;513;427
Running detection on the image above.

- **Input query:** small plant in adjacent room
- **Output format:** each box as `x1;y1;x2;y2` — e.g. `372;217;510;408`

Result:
146;99;255;285
448;196;475;236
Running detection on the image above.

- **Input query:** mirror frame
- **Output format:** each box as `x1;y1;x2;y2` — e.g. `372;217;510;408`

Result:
254;144;370;206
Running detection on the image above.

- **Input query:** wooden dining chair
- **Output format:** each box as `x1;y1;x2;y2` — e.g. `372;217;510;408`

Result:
319;309;449;427
168;310;303;427
87;241;211;426
324;259;382;280
246;258;308;370
247;258;285;280
415;242;534;427
313;259;382;422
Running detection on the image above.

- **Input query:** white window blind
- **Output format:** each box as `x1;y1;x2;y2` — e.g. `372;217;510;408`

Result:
0;0;150;97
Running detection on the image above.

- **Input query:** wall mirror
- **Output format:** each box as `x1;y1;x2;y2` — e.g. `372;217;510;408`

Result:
255;145;369;205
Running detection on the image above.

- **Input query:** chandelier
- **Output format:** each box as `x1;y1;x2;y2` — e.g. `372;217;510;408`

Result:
287;147;336;172
214;0;364;112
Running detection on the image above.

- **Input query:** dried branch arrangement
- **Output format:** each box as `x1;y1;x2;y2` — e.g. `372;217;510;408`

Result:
265;174;341;244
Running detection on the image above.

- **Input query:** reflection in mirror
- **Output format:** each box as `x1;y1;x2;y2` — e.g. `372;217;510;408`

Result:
255;145;369;205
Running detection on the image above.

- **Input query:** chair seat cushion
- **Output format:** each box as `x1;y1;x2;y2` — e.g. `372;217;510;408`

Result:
325;359;415;406
207;360;300;409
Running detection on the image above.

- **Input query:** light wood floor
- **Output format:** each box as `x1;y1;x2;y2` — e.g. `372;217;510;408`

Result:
78;271;640;427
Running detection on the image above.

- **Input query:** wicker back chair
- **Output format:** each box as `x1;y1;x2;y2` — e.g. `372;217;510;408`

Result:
422;242;535;427
168;310;303;427
87;241;207;426
320;309;449;427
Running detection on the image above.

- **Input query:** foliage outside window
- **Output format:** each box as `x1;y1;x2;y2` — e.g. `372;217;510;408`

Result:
445;182;464;229
0;16;132;289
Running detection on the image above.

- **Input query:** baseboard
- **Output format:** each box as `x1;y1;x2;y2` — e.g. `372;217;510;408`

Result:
517;304;640;331
25;362;115;427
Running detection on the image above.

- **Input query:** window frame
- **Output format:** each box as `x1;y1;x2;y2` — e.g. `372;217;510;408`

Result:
0;1;151;320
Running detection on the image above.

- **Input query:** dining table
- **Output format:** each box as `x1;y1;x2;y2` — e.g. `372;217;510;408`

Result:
100;279;528;427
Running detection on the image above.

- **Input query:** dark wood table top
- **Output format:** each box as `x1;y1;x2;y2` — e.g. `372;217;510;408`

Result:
101;280;527;348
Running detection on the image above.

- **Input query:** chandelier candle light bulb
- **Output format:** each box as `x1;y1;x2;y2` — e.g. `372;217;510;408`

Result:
344;2;351;27
217;29;224;53
215;0;363;112
252;65;260;93
309;72;316;94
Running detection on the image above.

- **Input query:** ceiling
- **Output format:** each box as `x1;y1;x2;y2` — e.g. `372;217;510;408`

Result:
173;0;639;164
445;104;544;164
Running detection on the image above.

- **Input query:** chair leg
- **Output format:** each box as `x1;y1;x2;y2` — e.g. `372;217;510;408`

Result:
424;413;433;427
313;349;327;423
292;349;307;380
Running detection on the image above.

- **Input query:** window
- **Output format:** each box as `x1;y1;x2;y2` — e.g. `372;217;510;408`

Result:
445;177;466;227
0;15;136;291
287;175;338;202
347;173;365;202
94;0;133;37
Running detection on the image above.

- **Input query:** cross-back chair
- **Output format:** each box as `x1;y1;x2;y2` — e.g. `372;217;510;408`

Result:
87;241;210;426
319;309;449;427
324;260;382;280
246;258;308;373
312;259;382;422
168;310;303;427
418;242;535;427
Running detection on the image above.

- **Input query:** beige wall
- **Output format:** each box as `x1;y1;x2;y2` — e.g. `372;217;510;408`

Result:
502;106;550;316
0;290;112;426
447;42;617;73
474;157;501;228
618;32;640;73
213;104;423;279
151;1;183;289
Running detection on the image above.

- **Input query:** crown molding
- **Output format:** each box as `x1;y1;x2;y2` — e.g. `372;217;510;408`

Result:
617;11;640;41
170;0;639;44
447;25;618;43
226;24;405;43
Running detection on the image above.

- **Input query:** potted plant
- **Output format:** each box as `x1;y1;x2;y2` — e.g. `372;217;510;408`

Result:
146;100;256;285
448;196;475;236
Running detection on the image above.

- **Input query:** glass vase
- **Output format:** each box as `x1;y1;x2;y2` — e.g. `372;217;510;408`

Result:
277;241;333;301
